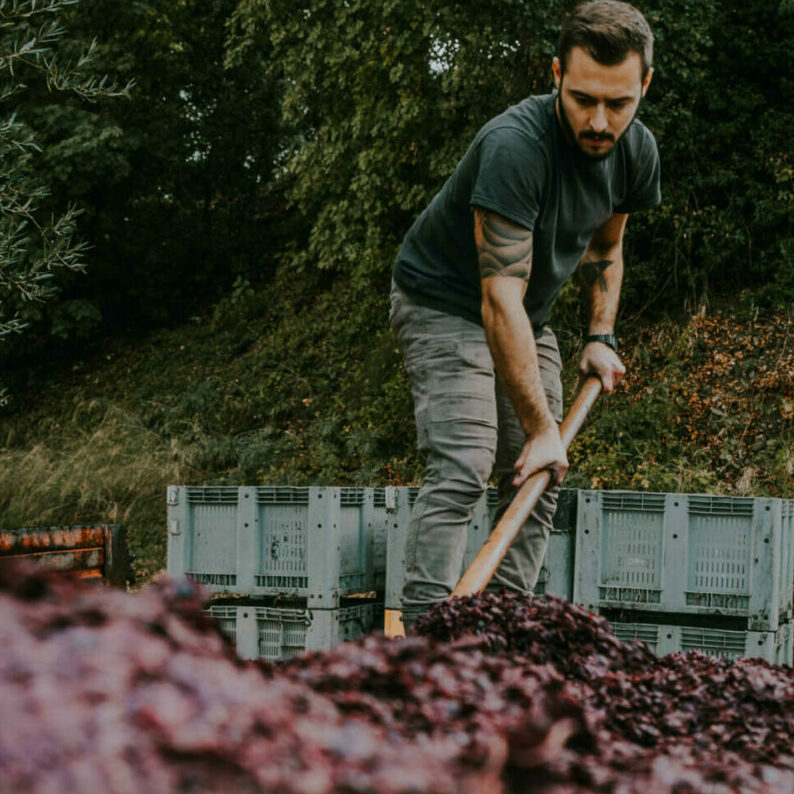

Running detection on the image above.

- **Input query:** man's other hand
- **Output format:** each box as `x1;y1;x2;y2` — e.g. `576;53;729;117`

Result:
579;341;626;393
513;424;568;488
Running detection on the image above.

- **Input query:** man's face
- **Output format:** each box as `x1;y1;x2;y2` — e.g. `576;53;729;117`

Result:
552;46;653;160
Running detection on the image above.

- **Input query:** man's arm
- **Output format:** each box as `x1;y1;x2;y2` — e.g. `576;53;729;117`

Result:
474;208;568;487
578;212;628;392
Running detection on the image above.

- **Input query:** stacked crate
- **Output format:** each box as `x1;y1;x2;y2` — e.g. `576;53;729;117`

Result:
167;484;794;665
574;490;794;665
166;486;384;661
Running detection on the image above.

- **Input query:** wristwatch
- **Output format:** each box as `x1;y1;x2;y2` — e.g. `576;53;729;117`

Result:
584;333;618;351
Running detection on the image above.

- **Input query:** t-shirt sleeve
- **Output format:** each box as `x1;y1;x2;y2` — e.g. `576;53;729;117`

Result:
469;126;547;230
614;126;661;214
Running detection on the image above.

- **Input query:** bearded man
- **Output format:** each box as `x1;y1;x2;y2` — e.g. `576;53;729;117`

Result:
390;0;661;630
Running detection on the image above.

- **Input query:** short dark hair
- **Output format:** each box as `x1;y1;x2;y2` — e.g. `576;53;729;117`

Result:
558;1;654;80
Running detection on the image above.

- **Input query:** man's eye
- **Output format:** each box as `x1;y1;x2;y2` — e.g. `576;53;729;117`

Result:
608;101;630;110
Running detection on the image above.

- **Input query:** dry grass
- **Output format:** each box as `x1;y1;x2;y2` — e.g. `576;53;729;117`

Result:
0;400;193;582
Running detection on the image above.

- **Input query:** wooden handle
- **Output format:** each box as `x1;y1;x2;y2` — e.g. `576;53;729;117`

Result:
450;376;602;598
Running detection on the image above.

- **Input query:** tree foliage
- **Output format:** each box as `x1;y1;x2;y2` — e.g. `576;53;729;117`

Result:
1;0;288;363
0;0;128;354
228;0;561;292
3;0;792;357
226;0;794;314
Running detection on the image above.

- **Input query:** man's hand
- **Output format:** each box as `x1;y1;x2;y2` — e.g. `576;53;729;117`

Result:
513;422;569;488
578;341;625;393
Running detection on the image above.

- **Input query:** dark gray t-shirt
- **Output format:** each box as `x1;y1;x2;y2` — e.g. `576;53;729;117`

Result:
393;92;661;333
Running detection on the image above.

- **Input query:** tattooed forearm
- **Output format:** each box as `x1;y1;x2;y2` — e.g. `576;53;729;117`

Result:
474;209;533;281
581;258;613;293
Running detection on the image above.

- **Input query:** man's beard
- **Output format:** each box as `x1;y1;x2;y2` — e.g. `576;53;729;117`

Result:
556;82;639;161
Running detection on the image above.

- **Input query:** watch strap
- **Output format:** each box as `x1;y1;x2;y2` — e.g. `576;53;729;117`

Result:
585;333;618;351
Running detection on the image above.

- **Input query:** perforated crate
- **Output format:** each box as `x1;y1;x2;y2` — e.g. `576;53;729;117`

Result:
383;487;417;611
371;487;398;592
385;486;578;610
205;602;382;662
782;500;794;621
610;619;793;666
574;491;794;631
167;486;384;607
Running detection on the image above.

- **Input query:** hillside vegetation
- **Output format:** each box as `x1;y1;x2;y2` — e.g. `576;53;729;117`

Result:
1;277;791;583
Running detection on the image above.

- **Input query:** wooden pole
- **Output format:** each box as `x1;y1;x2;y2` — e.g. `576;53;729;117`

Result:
450;376;602;598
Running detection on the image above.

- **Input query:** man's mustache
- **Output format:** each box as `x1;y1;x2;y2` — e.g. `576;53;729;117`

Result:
579;132;615;142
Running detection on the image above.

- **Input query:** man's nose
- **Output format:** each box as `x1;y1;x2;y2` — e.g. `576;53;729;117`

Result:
589;104;608;133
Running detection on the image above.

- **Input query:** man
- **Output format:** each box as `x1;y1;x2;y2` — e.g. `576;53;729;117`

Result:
390;0;661;630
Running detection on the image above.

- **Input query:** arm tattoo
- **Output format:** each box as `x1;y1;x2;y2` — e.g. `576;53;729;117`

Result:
581;258;613;293
476;210;533;281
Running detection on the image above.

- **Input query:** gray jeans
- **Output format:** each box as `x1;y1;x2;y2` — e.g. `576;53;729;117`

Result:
389;280;563;628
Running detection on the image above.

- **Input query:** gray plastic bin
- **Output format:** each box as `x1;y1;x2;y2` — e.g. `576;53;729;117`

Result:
611;619;793;666
167;486;384;607
206;601;382;662
574;491;794;631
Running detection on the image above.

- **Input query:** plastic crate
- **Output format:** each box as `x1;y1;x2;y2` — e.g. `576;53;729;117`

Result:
383;487;417;611
371;487;398;592
781;500;794;622
205;602;382;662
385;487;578;610
167;486;384;607
574;491;794;631
610;619;793;666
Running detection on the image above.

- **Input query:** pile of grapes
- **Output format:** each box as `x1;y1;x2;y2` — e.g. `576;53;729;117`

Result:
2;562;793;793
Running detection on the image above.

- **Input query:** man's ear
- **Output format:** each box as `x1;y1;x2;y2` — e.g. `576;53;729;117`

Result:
552;56;562;90
641;66;654;97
